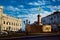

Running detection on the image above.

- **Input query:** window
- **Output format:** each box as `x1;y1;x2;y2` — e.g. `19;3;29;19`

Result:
14;28;15;31
9;22;10;25
17;24;19;26
4;27;5;30
16;23;17;26
3;21;5;24
54;16;56;18
14;23;15;26
20;24;21;26
6;22;9;25
6;22;10;25
18;24;19;26
43;20;45;22
50;17;53;20
8;27;11;31
12;23;13;25
57;15;60;18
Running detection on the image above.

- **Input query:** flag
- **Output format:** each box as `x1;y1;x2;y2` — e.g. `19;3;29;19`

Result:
38;6;40;12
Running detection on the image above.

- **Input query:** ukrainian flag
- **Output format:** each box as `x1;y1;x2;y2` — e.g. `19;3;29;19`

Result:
38;6;40;12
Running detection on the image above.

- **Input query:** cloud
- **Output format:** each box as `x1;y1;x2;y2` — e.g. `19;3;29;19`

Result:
29;7;52;17
28;0;51;6
17;14;28;18
3;6;21;17
11;1;16;3
38;1;46;5
28;1;45;6
17;7;52;23
17;10;52;23
18;5;24;8
4;5;60;23
5;6;20;12
52;0;56;2
40;11;52;17
18;14;38;23
57;0;60;1
28;8;38;14
46;5;60;12
26;14;38;23
5;5;60;18
28;2;40;5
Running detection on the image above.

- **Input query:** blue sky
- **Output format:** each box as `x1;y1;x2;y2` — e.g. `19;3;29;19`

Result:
0;0;60;30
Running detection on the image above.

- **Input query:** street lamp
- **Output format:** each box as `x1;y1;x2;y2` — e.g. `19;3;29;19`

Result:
23;19;30;35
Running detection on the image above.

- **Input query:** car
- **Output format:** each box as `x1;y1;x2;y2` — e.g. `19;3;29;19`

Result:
0;31;8;35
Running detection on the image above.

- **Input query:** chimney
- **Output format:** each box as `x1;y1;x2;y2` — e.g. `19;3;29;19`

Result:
37;14;41;25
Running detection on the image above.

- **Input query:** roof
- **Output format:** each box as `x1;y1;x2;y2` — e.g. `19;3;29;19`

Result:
42;10;60;18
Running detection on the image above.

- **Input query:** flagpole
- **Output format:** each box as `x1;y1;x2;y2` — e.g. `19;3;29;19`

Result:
38;6;40;15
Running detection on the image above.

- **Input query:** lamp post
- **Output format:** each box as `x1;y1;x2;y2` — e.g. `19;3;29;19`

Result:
24;19;30;35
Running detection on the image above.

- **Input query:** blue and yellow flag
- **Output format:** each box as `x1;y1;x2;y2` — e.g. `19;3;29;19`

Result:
38;6;40;12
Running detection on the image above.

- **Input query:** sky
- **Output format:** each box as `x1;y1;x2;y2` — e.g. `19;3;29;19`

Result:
0;0;60;30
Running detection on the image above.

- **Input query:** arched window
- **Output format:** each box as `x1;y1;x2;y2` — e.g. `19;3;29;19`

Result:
14;23;15;26
9;22;10;25
6;22;9;25
6;22;10;25
16;23;17;26
9;27;11;31
20;24;21;26
18;24;19;26
12;22;13;25
3;21;5;24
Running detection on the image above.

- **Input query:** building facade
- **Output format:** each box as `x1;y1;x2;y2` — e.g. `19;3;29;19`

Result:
0;6;22;32
42;11;60;32
25;14;51;33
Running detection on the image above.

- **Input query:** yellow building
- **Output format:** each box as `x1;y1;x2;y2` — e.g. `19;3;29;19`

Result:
0;6;22;31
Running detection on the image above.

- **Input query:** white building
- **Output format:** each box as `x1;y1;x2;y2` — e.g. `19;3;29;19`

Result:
0;6;22;32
